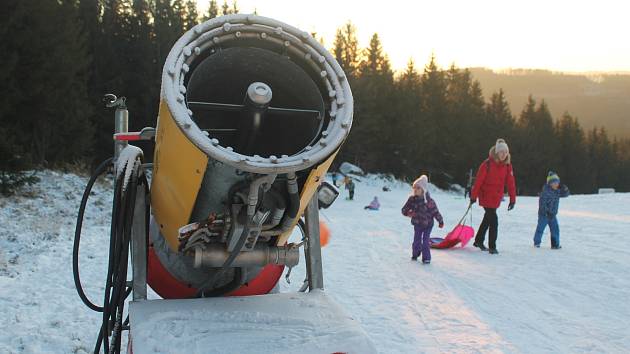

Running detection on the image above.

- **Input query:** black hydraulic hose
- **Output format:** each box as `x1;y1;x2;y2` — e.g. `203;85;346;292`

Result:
93;328;103;354
286;189;300;219
111;177;137;351
73;158;113;313
94;161;147;354
285;174;300;219
99;172;123;353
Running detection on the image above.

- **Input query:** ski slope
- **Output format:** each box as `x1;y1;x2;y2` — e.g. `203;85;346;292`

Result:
1;171;629;353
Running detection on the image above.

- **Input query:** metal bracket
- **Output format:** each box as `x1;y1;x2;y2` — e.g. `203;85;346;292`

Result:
114;127;156;142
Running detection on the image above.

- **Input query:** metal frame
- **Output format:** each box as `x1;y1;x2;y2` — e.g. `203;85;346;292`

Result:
304;195;324;290
131;177;148;301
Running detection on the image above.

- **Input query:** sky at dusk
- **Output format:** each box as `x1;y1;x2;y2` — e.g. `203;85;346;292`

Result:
196;0;630;73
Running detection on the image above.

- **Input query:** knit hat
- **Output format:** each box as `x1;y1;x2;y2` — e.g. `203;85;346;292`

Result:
547;171;560;184
495;138;509;154
413;175;429;202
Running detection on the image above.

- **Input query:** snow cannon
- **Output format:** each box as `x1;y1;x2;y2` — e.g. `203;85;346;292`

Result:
73;14;356;354
148;14;353;299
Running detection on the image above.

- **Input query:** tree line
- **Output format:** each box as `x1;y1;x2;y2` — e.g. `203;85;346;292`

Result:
0;1;628;195
470;68;630;139
332;23;630;194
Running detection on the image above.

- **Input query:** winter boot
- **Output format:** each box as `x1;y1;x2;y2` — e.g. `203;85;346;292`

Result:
411;256;418;261
473;242;488;251
489;248;499;255
422;260;431;264
534;244;540;248
551;245;562;250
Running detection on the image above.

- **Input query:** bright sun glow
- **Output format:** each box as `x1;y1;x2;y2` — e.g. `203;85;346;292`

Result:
196;0;630;73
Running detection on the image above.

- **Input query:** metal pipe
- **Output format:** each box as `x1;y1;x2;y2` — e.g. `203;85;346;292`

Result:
237;82;273;155
114;107;129;161
193;244;299;268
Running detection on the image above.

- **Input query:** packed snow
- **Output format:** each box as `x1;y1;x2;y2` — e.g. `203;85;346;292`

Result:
1;171;629;353
129;291;376;354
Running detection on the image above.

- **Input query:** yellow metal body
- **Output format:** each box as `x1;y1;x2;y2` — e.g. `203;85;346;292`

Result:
151;101;208;251
276;151;338;246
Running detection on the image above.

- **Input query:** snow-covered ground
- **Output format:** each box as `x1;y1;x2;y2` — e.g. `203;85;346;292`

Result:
1;171;629;353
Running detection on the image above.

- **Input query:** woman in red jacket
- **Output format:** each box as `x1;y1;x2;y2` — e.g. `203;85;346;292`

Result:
470;139;517;254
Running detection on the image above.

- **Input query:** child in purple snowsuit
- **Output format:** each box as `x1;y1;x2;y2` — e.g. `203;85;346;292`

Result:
364;196;380;210
401;175;444;263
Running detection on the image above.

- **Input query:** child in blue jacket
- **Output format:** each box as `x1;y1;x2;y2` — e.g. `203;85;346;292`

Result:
534;171;570;249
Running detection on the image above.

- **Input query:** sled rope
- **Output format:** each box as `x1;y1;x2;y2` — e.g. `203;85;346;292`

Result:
456;203;473;227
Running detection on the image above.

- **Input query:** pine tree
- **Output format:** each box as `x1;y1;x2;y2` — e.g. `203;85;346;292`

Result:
90;0;134;162
77;0;101;94
340;33;394;172
393;59;422;177
555;113;590;193
154;0;185;66
486;89;515;140
203;0;219;21
171;0;186;34
443;66;487;183
418;54;448;184
587;127;616;191
0;1;35;191
614;139;630;192
359;34;392;77
1;0;94;165
183;0;199;31
350;34;395;172
514;97;560;194
221;0;230;15
125;0;159;137
0;126;38;195
332;22;360;80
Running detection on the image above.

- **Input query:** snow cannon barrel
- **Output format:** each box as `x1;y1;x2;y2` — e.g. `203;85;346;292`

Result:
149;14;353;298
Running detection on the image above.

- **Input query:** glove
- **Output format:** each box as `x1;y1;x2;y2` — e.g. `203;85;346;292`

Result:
469;198;477;205
438;222;444;229
508;202;515;211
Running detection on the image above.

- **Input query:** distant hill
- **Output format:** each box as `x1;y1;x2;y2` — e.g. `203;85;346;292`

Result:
468;68;630;138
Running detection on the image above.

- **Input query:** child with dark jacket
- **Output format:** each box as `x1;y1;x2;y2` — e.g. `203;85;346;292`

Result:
344;177;355;200
401;175;444;264
534;171;570;249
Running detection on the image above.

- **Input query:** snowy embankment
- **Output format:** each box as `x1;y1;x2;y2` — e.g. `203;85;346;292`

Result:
1;171;629;353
